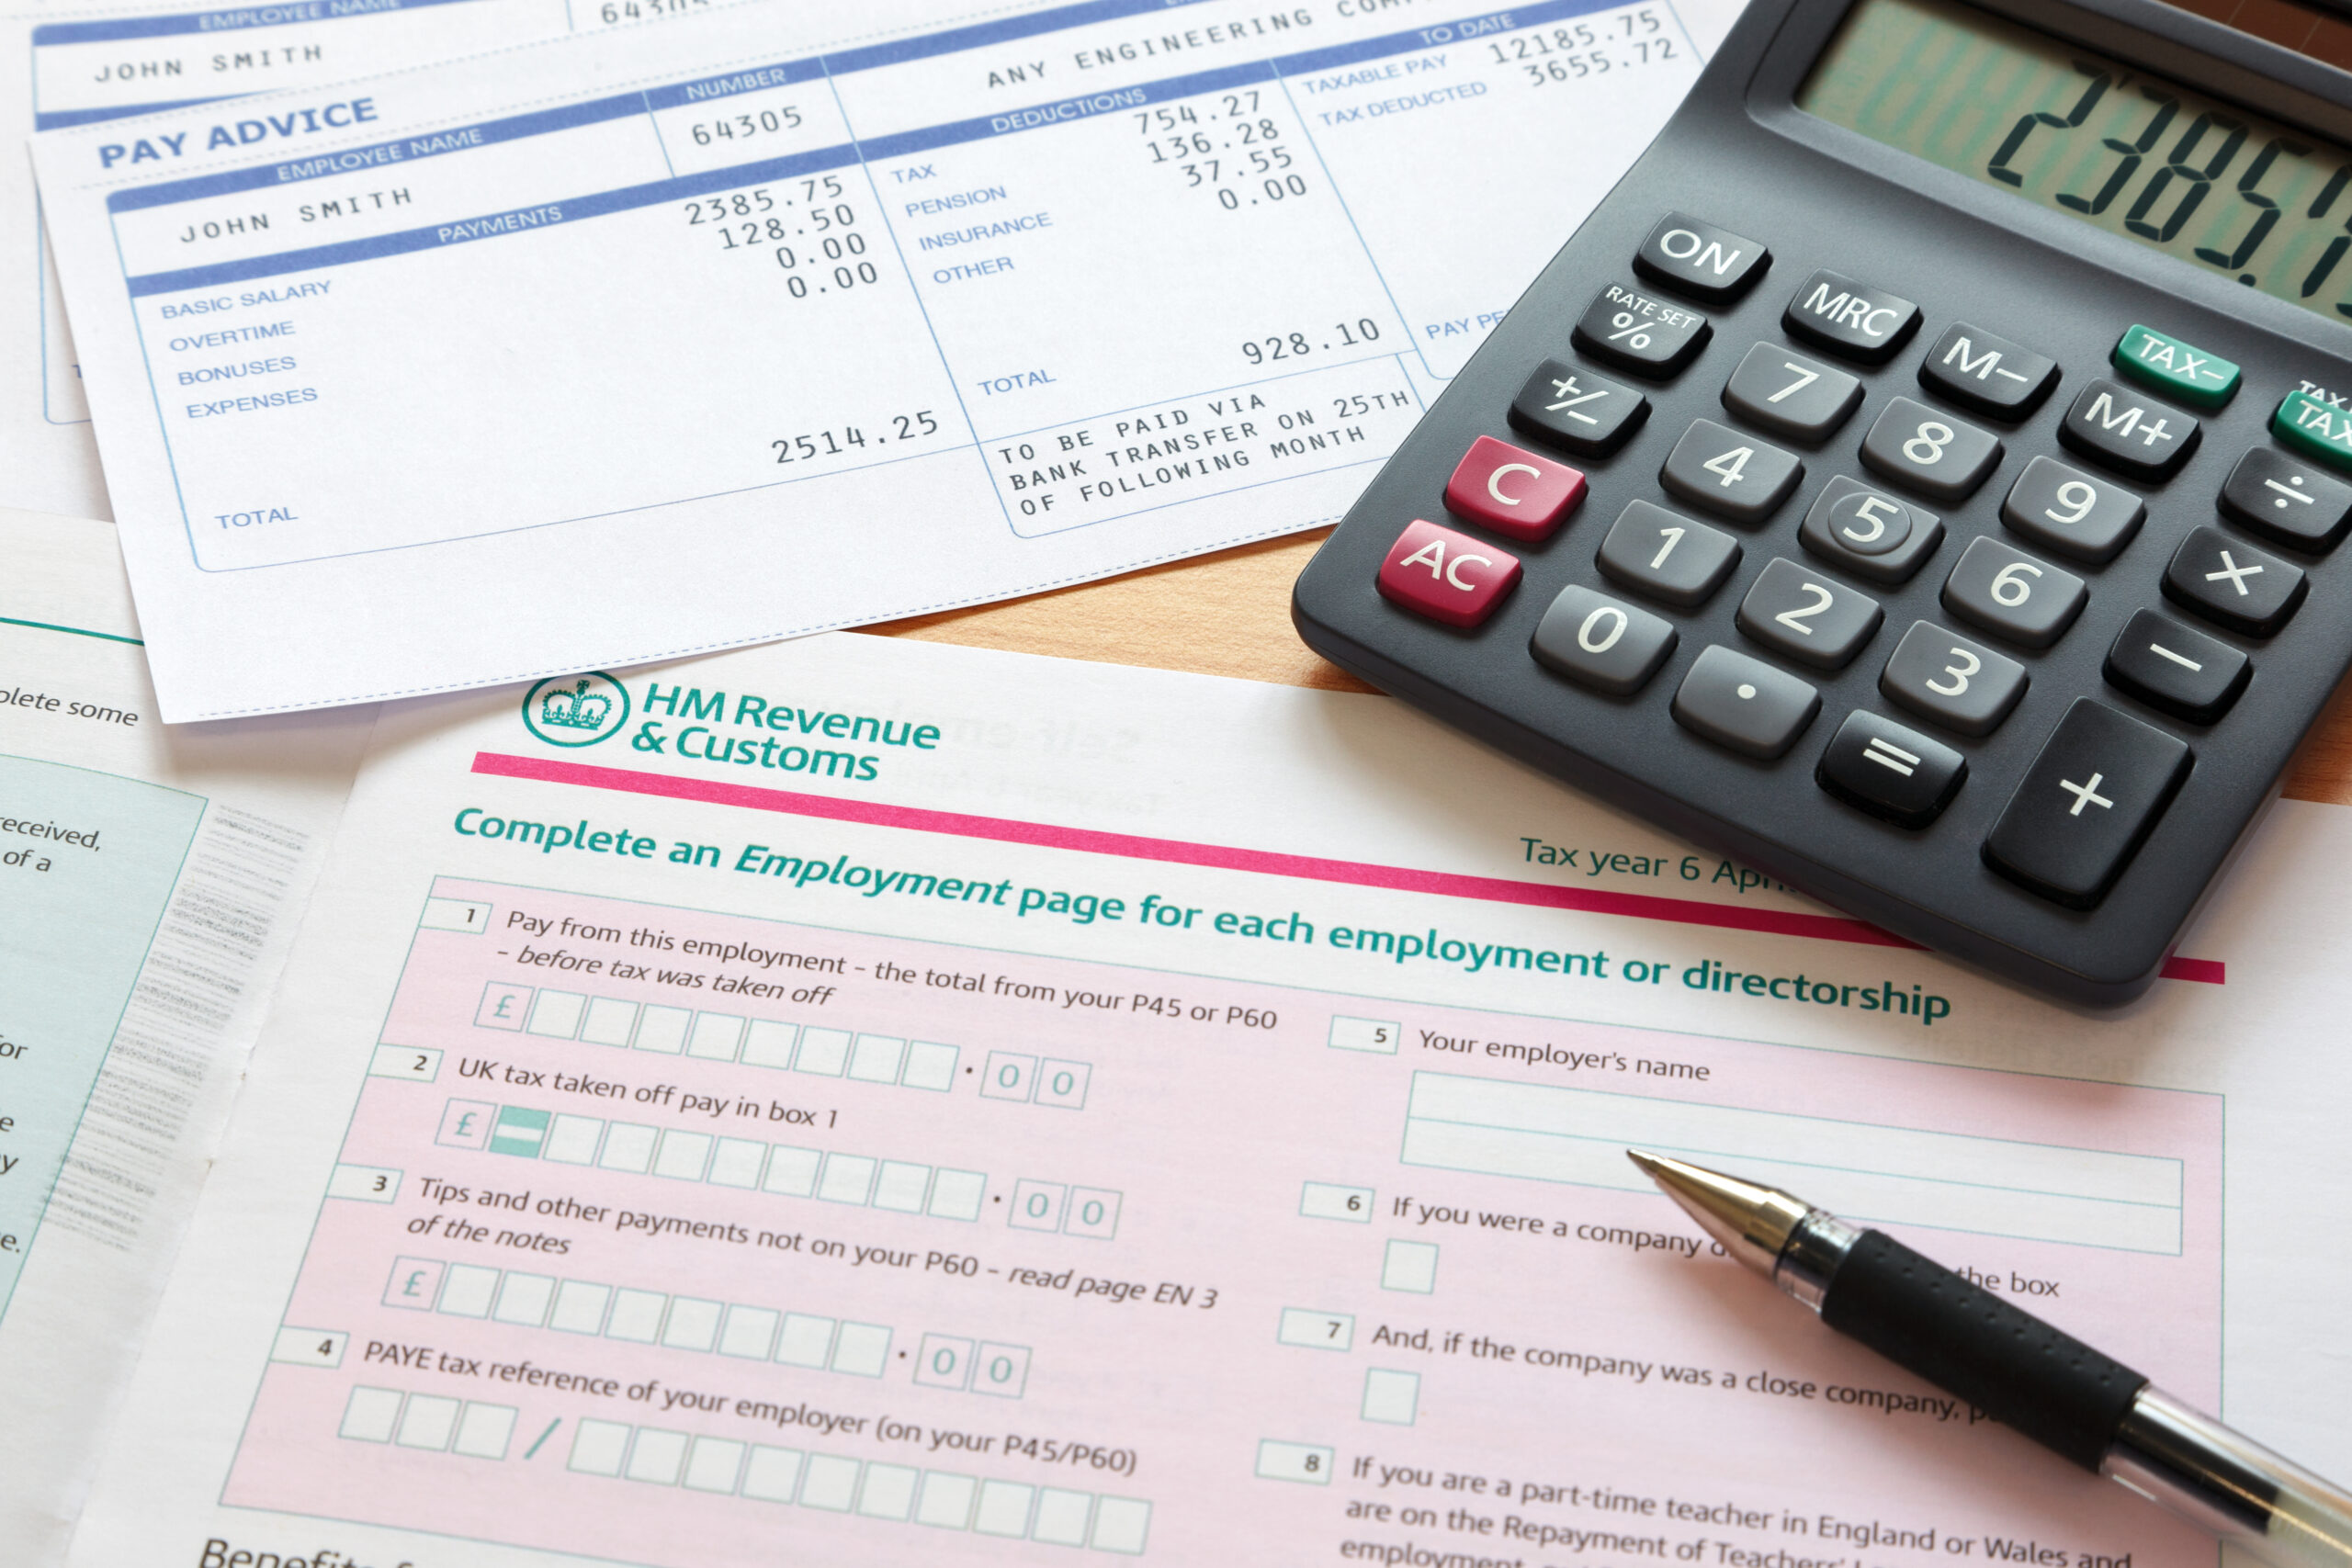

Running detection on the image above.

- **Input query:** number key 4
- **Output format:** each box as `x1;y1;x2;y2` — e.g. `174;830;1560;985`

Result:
1860;396;2003;503
1659;418;1803;524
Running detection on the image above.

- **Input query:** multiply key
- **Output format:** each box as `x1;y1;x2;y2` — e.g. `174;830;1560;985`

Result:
2161;525;2305;636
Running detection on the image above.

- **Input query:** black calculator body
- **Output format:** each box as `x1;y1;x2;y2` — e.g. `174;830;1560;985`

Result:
1293;0;2352;1005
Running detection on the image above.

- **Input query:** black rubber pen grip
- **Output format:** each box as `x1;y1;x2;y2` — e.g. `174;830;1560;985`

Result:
1819;1230;2147;1470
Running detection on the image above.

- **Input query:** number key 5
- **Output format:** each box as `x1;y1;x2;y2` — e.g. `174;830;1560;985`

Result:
1860;396;2004;502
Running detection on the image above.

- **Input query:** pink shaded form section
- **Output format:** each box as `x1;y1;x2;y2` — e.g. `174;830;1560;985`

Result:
471;752;2224;983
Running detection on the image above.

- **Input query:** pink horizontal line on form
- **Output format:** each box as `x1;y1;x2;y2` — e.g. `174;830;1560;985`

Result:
469;751;2223;986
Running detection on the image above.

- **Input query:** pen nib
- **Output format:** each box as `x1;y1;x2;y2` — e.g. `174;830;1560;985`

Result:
1624;1148;1814;1279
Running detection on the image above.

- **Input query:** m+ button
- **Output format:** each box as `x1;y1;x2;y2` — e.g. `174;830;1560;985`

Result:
1984;699;2189;909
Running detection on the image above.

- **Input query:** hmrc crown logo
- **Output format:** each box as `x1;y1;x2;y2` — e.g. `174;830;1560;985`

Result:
522;672;629;747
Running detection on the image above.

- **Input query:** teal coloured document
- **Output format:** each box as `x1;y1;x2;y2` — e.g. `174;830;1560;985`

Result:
0;752;204;1315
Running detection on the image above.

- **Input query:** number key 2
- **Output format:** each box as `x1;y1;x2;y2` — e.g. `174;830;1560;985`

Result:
1860;396;2003;502
1735;558;1883;671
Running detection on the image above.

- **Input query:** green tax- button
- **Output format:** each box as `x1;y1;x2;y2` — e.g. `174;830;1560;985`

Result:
2275;389;2352;471
2113;324;2240;410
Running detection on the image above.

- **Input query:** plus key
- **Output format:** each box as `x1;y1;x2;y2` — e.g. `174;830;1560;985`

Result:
1984;699;2190;909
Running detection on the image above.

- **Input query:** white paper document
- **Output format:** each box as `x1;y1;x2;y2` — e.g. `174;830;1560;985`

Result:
32;0;1735;719
1;0;614;518
61;631;2352;1566
0;512;367;1562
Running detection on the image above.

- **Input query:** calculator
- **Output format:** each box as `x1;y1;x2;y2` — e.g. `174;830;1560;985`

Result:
1292;0;2352;1005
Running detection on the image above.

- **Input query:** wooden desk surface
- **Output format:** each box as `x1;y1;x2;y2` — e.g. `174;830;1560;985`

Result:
862;529;2352;807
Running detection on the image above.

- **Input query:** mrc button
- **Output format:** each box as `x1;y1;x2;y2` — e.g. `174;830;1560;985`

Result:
1376;518;1521;628
1782;269;1920;365
1633;211;1769;304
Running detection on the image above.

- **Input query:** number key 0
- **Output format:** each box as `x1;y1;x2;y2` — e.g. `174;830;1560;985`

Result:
1860;396;2004;502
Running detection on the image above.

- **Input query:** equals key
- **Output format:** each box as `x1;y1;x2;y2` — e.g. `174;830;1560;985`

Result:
2220;447;2352;552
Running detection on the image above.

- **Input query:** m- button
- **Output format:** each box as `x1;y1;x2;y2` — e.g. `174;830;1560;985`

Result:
1984;698;2190;909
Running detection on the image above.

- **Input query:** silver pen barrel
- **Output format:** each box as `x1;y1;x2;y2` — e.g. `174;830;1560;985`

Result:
2105;1388;2352;1568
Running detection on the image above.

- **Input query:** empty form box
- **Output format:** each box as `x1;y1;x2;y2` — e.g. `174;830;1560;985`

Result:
1383;1240;1440;1293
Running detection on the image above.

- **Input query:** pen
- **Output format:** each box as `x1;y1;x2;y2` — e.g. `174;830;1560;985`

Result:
1627;1150;2352;1568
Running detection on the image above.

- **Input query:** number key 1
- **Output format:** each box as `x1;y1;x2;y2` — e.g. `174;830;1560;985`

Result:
1596;500;1741;608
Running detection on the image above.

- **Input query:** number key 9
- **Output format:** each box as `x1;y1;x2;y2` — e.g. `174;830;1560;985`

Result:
1999;455;2146;564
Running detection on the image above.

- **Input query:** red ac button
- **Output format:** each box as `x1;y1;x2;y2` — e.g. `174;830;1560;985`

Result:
1443;434;1586;541
1376;519;1521;628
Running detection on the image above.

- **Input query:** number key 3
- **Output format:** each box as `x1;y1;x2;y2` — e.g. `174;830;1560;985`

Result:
1880;620;2030;737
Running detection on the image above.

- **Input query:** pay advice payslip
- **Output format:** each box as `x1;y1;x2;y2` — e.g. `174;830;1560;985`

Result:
31;0;1733;718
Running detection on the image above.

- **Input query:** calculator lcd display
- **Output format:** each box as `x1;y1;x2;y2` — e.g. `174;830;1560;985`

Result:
1798;0;2352;326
